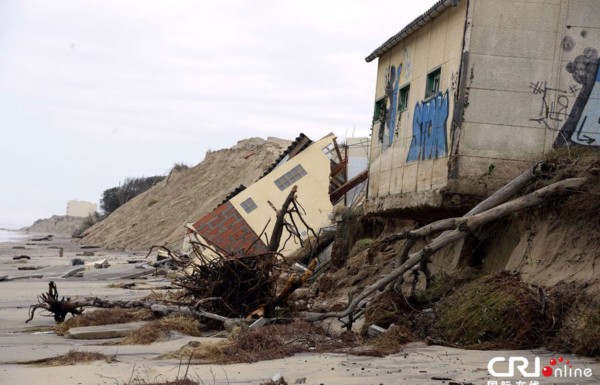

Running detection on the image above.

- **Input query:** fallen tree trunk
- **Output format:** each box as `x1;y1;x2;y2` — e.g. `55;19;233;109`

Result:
302;176;587;322
369;164;544;258
26;290;240;324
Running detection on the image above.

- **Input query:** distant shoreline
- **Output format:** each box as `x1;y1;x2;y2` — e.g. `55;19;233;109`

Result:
0;228;24;232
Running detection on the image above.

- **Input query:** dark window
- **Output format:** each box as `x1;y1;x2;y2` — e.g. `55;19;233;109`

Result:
398;85;410;112
426;67;441;98
374;98;387;143
373;98;386;124
240;197;257;213
274;165;307;191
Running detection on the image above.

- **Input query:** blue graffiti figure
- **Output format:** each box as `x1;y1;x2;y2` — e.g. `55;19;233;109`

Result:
386;65;402;147
406;91;449;162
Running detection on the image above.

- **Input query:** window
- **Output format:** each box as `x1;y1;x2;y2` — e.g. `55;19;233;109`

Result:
398;85;410;112
372;98;386;124
240;197;257;213
373;98;387;143
274;164;307;190
321;143;336;160
426;67;441;98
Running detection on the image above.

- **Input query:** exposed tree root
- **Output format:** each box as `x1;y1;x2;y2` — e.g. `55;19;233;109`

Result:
301;176;587;325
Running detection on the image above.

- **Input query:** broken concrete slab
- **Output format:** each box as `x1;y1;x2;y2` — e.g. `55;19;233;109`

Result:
82;264;153;280
66;321;147;339
367;324;387;338
37;265;85;279
86;258;109;269
5;274;43;281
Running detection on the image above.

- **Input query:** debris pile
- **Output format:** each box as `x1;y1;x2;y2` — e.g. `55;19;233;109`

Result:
23;153;600;359
174;251;279;319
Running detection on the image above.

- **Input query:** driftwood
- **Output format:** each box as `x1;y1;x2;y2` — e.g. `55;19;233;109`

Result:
30;235;54;242
26;285;240;324
25;164;582;330
268;186;298;252
24;186;318;325
368;163;546;261
26;281;82;323
302;176;587;324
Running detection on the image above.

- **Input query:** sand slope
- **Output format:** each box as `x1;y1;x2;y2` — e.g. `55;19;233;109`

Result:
80;137;290;251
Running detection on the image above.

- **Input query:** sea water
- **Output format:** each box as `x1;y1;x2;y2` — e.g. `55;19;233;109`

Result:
0;228;28;243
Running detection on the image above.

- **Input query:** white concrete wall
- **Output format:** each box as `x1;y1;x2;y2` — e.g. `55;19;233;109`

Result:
367;0;600;210
458;0;600;191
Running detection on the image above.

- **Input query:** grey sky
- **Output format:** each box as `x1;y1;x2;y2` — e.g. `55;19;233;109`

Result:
0;0;436;228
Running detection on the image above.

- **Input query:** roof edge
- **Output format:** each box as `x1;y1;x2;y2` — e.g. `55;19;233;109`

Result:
365;0;459;63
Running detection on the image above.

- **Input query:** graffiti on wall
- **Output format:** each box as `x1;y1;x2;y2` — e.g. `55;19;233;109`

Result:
402;48;412;82
529;81;579;128
554;47;600;147
530;28;600;148
384;65;402;147
378;50;413;148
406;91;449;162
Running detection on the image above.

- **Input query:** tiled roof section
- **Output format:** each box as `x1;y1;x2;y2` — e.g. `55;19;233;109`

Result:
256;133;313;182
218;184;247;207
365;0;460;63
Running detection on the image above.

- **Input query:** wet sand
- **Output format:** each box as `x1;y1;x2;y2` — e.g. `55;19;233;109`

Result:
1;235;599;385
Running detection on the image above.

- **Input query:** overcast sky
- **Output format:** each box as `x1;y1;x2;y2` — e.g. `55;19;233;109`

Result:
0;0;437;228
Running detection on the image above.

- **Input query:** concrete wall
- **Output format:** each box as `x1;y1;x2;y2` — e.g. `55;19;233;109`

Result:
229;134;335;256
366;0;600;212
455;0;600;195
66;200;97;217
367;1;468;212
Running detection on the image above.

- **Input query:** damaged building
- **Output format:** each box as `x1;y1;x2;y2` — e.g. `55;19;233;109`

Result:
366;0;600;214
184;133;369;258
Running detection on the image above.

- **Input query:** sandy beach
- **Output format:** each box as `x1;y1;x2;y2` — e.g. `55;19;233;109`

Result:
1;233;599;385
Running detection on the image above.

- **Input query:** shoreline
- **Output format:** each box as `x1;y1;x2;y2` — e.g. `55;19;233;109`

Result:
1;236;599;384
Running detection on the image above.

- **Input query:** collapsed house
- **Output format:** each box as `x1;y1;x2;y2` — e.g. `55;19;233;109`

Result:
183;133;369;259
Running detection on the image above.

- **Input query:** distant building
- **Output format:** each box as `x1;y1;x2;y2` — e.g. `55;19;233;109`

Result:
185;133;338;257
66;200;97;217
365;0;600;214
344;138;370;207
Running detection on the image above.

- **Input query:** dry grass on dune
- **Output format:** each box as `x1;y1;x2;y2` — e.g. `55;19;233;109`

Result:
54;308;155;336
120;314;204;345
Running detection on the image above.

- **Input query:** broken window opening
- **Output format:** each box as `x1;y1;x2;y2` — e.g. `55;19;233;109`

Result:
398;84;410;112
426;67;441;99
373;98;387;143
322;143;337;161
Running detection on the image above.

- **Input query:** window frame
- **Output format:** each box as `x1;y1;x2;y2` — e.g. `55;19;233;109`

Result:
373;98;386;124
397;84;410;112
425;67;442;99
240;197;258;214
274;164;308;191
